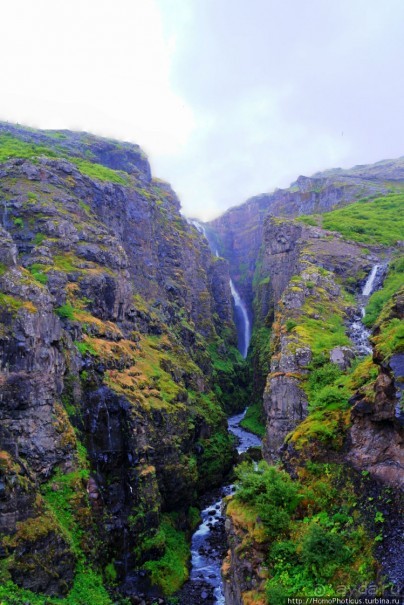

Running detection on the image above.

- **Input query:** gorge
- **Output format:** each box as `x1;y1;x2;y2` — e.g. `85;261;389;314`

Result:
0;123;403;605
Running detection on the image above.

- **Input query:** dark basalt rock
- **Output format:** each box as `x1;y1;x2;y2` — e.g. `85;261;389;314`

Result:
0;123;242;598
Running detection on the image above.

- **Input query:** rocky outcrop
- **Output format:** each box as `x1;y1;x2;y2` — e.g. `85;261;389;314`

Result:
257;217;372;460
347;289;404;488
222;501;268;605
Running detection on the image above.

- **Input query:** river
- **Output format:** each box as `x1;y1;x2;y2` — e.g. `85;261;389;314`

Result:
178;411;261;604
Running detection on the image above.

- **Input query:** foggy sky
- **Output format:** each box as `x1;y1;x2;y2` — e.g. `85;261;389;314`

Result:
1;0;404;219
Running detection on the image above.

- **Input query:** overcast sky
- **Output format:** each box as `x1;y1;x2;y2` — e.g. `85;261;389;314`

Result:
1;1;403;219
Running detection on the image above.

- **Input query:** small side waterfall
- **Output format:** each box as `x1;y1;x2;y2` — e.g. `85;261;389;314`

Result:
349;264;383;356
229;279;251;358
362;264;380;297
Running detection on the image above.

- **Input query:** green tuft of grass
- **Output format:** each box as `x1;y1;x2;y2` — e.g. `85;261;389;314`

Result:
55;303;76;320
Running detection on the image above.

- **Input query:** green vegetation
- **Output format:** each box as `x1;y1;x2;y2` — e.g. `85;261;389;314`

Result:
74;339;99;356
293;313;350;355
234;462;301;539
208;339;251;414
364;256;404;326
0;292;36;314
55;303;76;320
0;464;113;605
0;133;59;162
0;133;129;185
33;232;46;245
240;401;266;437
0;566;113;605
70;157;129;185
229;461;376;601
298;193;404;246
197;430;235;486
29;263;48;284
42;469;90;554
143;514;189;595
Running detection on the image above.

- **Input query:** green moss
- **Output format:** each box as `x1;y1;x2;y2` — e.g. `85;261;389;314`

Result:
33;232;46;245
42;468;90;554
29;263;49;284
71;158;129;186
197;429;235;486
142;514;189;595
240;402;266;437
0;565;113;604
13;217;23;227
294;313;350;355
0;293;36;315
0;134;59;163
55;303;76;320
74;340;99;357
374;316;404;361
207;340;251;414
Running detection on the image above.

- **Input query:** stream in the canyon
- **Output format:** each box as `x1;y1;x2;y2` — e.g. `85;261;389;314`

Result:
178;411;261;604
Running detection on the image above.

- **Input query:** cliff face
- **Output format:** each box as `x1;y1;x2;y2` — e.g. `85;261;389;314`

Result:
223;205;403;604
0;124;247;599
258;218;373;458
207;159;404;318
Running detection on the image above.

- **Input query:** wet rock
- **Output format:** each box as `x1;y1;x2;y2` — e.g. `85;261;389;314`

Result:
330;345;356;369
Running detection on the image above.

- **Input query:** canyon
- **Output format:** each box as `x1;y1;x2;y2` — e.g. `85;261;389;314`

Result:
0;123;402;605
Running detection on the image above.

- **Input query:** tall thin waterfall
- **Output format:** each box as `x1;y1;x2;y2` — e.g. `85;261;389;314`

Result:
229;279;251;358
188;218;251;357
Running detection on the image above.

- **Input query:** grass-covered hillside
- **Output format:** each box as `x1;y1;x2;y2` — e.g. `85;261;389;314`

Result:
298;192;404;246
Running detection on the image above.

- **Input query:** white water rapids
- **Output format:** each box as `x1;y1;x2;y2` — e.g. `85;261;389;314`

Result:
181;412;261;604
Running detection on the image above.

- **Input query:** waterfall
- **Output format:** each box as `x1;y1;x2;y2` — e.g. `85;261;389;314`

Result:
189;219;219;256
229;279;251;358
188;218;251;357
349;264;383;356
362;264;380;296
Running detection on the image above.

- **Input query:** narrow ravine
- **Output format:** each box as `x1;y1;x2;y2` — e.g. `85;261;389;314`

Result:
178;413;261;604
178;220;257;603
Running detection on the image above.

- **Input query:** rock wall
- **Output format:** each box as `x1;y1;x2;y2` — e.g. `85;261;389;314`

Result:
0;124;245;598
257;217;372;459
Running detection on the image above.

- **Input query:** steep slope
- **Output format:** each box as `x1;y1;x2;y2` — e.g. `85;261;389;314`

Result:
0;124;249;602
223;194;403;603
207;158;404;321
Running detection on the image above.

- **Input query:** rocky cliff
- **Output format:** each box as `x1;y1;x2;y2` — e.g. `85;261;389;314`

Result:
207;158;404;324
223;197;403;603
0;123;249;602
